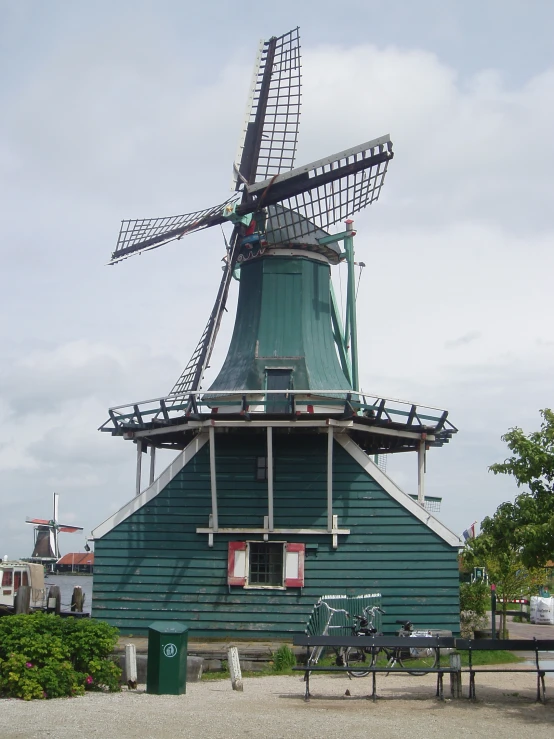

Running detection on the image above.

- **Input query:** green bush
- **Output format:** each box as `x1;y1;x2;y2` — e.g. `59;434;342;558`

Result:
272;644;296;672
0;613;121;700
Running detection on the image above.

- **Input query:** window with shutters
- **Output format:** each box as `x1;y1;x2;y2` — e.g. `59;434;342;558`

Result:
227;541;305;589
249;543;282;586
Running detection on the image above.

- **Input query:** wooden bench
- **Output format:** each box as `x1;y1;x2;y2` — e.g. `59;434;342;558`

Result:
455;637;554;702
292;634;457;701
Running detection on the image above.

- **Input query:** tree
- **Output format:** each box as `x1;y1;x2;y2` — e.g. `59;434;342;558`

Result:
463;536;542;637
487;408;554;568
459;580;488;638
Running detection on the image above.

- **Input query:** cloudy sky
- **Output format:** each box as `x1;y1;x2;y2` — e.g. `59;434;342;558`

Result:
1;0;553;558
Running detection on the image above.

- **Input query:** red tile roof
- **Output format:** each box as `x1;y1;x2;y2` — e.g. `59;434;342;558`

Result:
56;553;94;566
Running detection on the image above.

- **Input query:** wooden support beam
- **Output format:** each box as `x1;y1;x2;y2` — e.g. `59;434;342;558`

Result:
418;440;426;504
327;426;334;532
149;445;156;485
209;425;219;531
267;426;274;531
135;440;142;497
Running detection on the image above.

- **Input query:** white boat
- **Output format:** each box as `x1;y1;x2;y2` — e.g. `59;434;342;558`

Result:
0;557;47;613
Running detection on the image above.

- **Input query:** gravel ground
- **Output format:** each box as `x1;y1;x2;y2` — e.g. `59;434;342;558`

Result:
1;671;553;739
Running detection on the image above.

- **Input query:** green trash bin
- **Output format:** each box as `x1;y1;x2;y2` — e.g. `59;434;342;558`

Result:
147;621;189;695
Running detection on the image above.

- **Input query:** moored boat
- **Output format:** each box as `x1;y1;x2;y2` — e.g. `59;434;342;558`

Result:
0;557;47;615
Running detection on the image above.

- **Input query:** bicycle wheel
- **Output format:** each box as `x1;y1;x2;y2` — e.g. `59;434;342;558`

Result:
397;645;438;675
345;645;374;677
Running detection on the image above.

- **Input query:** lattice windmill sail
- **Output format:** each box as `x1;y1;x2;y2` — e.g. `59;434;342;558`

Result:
232;27;301;188
108;28;394;401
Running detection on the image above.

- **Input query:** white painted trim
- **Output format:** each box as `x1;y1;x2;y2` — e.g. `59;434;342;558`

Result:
335;435;462;547
267;427;274;531
133;418;435;441
327;426;333;531
209;426;219;531
91;433;209;539
197;527;350;535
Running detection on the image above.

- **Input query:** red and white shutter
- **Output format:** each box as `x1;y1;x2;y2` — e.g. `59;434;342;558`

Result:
284;543;305;588
227;541;247;586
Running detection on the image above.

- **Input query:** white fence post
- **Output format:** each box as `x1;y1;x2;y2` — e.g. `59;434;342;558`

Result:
125;643;137;688
228;646;243;691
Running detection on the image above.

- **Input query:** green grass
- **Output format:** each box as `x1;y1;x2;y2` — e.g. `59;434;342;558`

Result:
201;648;523;680
457;650;522;666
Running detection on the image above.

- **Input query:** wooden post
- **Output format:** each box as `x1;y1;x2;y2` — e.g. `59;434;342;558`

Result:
14;585;31;614
47;585;61;615
71;585;85;612
227;646;243;691
149;445;156;485
449;653;462;698
267;426;274;531
417;440;425;504
209;426;219;531
125;643;138;689
136;440;143;496
327;426;334;531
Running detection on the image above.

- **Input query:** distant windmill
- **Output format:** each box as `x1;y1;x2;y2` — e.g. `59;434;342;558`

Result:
25;493;83;561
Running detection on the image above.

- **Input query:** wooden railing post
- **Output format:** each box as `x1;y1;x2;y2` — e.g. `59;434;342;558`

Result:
449;652;462;698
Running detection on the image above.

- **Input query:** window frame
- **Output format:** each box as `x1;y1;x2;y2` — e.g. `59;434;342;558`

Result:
2;569;13;587
227;541;305;589
244;540;286;590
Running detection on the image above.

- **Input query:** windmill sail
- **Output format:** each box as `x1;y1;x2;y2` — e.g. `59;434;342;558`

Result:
108;29;393;400
250;136;393;241
233;27;301;189
167;237;237;399
110;195;239;264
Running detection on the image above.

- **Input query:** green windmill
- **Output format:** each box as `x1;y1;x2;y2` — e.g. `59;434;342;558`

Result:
95;29;460;638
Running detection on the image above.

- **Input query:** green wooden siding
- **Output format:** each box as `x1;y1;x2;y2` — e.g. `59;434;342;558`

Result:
208;256;351;392
93;434;460;636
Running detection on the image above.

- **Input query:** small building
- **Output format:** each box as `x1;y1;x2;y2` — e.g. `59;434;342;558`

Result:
56;552;94;574
92;426;460;637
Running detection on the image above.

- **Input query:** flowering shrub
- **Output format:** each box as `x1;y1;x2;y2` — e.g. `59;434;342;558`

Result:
0;613;121;700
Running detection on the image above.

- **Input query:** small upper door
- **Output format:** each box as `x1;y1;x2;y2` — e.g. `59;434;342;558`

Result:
266;369;293;413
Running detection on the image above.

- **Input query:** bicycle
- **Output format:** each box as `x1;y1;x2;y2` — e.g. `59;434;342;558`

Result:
345;607;439;677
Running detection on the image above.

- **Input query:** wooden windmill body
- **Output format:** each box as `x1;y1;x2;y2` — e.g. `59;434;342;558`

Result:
93;30;461;637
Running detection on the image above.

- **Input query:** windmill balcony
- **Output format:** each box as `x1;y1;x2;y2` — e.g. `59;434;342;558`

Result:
99;389;457;457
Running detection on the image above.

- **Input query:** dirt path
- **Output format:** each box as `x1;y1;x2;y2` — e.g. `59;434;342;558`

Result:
1;671;553;739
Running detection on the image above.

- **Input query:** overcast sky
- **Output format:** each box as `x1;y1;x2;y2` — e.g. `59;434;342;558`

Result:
1;0;553;558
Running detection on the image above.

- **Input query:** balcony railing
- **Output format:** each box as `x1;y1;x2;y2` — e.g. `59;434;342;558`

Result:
99;389;457;445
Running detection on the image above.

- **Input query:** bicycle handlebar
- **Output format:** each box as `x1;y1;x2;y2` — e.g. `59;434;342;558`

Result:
316;601;350;618
353;605;386;621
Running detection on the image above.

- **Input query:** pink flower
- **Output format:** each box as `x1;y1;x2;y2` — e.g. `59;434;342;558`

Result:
42;691;47;699
25;662;33;669
86;676;93;685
